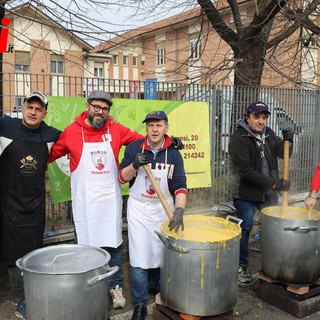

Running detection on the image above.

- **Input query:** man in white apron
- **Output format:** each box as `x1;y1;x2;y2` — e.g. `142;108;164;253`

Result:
119;110;187;320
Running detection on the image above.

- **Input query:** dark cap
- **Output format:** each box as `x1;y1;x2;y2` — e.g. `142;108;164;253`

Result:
24;91;48;109
88;90;113;107
142;110;168;123
247;101;270;115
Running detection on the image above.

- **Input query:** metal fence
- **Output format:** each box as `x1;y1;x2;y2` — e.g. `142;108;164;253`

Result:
3;72;320;231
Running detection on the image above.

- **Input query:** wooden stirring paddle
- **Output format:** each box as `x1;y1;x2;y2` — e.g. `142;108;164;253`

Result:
281;139;290;217
143;164;185;239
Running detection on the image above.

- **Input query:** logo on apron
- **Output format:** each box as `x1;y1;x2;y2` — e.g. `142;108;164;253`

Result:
20;155;37;176
92;153;107;171
145;176;160;195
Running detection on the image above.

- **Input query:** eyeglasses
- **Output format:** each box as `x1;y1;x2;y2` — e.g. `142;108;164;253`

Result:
89;103;110;114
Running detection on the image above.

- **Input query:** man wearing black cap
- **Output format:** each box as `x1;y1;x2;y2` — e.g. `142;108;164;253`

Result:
118;110;187;320
229;101;294;284
0;91;61;319
49;93;183;310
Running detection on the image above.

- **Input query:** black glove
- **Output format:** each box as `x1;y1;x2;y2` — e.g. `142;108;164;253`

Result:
132;153;150;170
171;137;184;150
282;128;294;141
275;178;291;192
168;207;185;232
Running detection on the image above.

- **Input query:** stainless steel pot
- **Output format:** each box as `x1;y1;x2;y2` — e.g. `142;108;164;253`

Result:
16;244;118;320
261;206;320;283
156;215;241;317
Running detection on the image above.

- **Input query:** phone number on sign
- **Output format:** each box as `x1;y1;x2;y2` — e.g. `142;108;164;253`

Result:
183;152;205;159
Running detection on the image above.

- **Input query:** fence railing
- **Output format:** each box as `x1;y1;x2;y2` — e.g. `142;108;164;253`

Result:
2;72;319;232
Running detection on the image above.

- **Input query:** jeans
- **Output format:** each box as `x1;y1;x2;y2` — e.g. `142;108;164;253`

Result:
233;192;278;265
103;244;124;289
131;267;160;307
8;265;24;303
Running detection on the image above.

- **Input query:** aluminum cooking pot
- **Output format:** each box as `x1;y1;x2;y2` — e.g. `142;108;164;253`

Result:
261;206;320;283
156;215;242;317
16;244;118;320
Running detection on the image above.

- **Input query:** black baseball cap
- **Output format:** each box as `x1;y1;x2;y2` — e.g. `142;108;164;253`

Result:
247;101;270;115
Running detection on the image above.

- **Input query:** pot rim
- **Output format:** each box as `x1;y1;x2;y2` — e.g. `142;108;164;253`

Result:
16;244;110;275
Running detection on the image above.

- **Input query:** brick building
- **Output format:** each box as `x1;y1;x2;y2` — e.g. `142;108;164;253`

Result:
92;1;319;90
2;3;92;114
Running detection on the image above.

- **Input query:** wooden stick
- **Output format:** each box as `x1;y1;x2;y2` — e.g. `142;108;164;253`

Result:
281;140;290;217
143;164;184;239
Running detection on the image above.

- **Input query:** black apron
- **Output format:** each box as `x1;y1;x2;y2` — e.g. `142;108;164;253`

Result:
0;124;48;264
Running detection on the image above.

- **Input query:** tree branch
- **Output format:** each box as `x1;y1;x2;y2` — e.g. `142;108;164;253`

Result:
242;0;288;40
197;0;239;48
227;0;243;32
267;0;320;48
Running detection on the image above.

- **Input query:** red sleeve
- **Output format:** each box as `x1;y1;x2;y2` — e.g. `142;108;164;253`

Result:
310;161;320;192
48;129;69;163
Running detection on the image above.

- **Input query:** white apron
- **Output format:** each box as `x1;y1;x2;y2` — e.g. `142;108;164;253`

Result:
71;128;122;248
128;148;174;268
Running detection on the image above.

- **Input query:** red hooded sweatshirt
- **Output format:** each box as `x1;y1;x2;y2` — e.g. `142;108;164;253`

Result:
48;111;143;172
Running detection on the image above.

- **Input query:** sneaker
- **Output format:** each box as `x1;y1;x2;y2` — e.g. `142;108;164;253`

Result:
110;285;126;309
238;264;252;284
15;300;27;319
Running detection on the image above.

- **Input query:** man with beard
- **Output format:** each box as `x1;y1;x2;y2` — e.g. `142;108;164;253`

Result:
48;91;183;309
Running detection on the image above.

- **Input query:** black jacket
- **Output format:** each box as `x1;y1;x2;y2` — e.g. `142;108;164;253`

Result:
228;120;293;202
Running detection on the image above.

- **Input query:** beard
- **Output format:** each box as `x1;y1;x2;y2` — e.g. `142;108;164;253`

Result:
87;112;107;129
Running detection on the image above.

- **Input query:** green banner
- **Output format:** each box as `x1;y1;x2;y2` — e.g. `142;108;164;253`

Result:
46;97;211;203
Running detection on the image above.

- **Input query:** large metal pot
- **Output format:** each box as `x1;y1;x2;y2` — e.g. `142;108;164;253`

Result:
261;206;320;283
156;215;241;317
16;244;118;320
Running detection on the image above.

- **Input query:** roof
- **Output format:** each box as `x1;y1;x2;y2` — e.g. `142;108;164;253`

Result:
92;0;250;53
91;7;203;53
6;3;93;51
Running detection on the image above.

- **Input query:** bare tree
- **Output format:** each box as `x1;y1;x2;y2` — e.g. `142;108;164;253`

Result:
197;0;320;87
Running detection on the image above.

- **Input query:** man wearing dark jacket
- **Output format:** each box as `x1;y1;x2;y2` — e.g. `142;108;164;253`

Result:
229;101;293;284
0;91;61;319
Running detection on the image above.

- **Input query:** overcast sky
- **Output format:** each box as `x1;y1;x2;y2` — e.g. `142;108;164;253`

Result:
7;0;192;46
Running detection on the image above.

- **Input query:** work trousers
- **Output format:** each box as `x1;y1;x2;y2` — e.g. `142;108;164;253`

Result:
233;192;278;265
8;265;24;304
131;267;160;307
103;244;124;289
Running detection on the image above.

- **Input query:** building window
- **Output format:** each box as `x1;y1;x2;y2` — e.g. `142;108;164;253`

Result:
156;49;165;66
15;51;30;72
94;67;103;77
133;56;137;66
94;63;104;86
190;36;201;60
113;55;118;65
15;64;29;72
51;54;64;74
15;96;24;111
123;55;128;65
